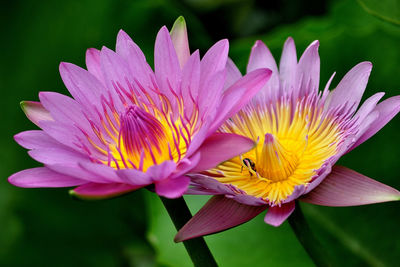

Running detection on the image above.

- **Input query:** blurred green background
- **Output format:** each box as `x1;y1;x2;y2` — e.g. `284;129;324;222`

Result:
1;0;400;266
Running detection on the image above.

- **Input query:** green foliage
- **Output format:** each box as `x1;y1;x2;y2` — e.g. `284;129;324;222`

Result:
1;0;400;266
358;0;400;25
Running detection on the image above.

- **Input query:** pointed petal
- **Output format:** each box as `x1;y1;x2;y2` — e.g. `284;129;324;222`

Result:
297;40;320;95
200;39;229;86
154;26;181;97
14;130;60;150
350;95;400;150
39;92;92;133
8;167;85;188
116;168;152;186
59;62;110;115
247;40;278;74
85;48;105;84
328;62;372;113
115;30;157;95
264;201;295;227
224;58;242;89
279;37;297;92
247;40;280;100
146;160;177;182
191;133;255;172
175;195;267;242
301;166;400;206
70;182;139;200
181;50;200;113
20;101;53;127
170;16;190;68
155;175;190;198
208;68;272;134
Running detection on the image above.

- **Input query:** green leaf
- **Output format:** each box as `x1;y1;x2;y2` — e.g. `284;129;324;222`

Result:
357;0;400;25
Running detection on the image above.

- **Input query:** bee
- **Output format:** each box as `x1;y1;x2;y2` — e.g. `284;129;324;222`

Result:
241;158;256;175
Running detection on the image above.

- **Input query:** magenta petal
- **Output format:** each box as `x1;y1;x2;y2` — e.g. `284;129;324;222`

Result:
224;58;242;89
200;39;229;84
85;48;105;85
20;101;53;127
146;160;177;182
8;167;85;188
175;195;267;242
279;37;297;92
301;166;400;207
350;95;400;150
297;40;320;94
115;30;157;94
264;201;295;227
247;40;278;74
328;62;372;112
208;68;272;134
191;133;255;172
116;168;152;186
170;16;190;68
154;26;181;97
70;182;139;200
155;175;190;198
14;130;59;150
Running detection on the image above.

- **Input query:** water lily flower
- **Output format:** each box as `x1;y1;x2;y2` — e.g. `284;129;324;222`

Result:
9;18;272;200
175;38;400;242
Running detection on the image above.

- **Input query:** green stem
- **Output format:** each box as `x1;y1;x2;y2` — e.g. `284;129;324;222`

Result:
288;202;332;267
160;197;218;267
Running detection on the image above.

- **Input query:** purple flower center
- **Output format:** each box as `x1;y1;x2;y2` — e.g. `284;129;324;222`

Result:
119;105;165;157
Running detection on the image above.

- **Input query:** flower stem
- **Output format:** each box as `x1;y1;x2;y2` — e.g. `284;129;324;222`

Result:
288;202;332;267
160;197;218;267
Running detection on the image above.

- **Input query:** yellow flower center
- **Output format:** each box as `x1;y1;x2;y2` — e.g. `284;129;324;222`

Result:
209;96;344;204
83;88;198;172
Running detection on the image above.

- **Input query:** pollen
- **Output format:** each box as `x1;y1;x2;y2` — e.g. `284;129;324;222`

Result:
209;94;345;205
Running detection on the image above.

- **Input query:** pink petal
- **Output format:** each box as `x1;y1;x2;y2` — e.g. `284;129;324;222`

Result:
197;69;226;118
353;92;385;123
175;195;267;242
200;39;229;86
297;40;320;95
191;133;255;172
264;201;295;227
173;152;201;178
70;182;139;200
59;62;111;115
279;37;297;92
301;166;400;206
146;160;177;182
170;16;190;68
181;50;201;115
154;26;181;98
247;40;279;95
14;130;60;150
28;147;88;166
350;95;400;150
115;30;157;96
116;168;152;186
78;162;123;183
247;40;278;74
100;46;137;109
85;48;105;85
39;92;92;134
208;68;272;134
8;167;85;188
20;101;53;127
328;62;372;113
155;175;190;198
224;58;242;89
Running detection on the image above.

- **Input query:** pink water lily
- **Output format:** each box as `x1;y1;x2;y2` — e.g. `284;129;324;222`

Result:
175;38;400;242
9;17;272;199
